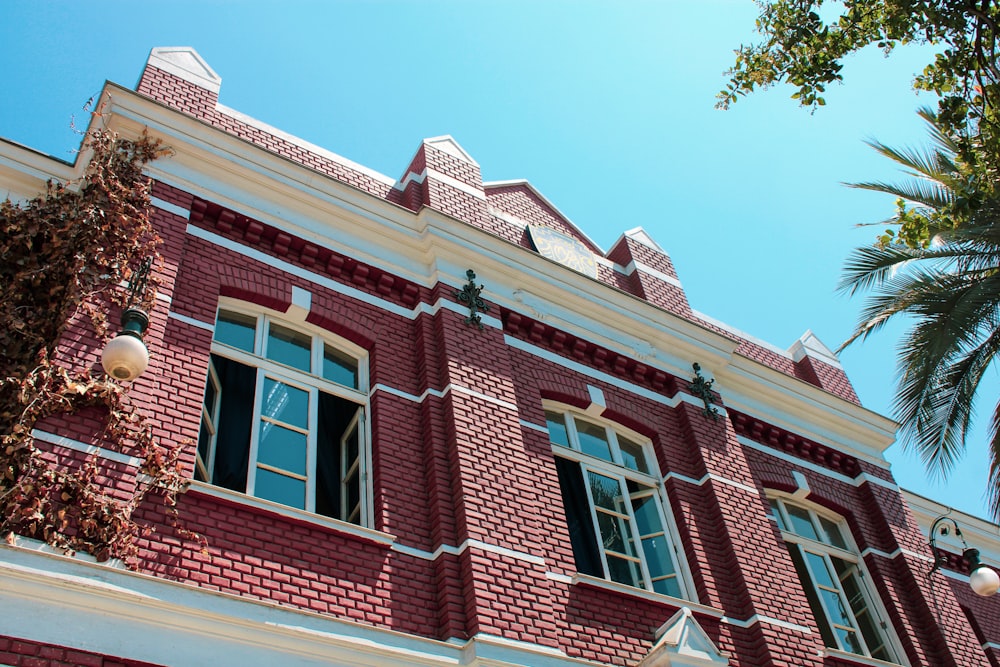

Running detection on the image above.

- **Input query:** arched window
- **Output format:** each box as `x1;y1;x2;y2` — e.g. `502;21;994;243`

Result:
197;306;369;526
769;496;902;663
546;407;689;599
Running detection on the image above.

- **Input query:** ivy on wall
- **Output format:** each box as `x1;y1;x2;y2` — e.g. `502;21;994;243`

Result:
1;123;195;565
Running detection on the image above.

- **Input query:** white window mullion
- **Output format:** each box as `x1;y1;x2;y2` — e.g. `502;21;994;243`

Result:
305;386;318;513
245;369;266;497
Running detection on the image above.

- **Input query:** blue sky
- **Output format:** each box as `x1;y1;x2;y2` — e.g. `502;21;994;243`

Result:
2;1;993;520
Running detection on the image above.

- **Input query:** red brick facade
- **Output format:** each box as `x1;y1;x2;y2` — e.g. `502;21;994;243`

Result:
0;47;995;667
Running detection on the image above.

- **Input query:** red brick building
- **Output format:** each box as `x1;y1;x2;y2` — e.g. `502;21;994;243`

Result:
0;47;997;667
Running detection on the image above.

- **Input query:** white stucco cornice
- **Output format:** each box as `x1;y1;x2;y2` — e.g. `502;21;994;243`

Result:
903;490;1000;565
83;81;896;461
719;353;898;460
0;137;79;201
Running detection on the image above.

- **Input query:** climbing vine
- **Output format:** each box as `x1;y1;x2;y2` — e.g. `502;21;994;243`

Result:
0;123;192;565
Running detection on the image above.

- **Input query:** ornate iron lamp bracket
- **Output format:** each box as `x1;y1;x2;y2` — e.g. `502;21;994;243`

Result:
455;269;490;330
689;363;720;421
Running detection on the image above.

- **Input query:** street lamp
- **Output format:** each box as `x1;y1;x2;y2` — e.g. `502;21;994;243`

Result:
101;258;152;382
929;515;1000;597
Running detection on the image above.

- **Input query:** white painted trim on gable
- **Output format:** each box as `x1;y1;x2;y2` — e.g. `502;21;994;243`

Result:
623;260;684;289
394;168;487;201
31;429;143;468
983;641;1000;652
726;614;813;635
859;546;934;564
150;196;191;219
168;310;215;331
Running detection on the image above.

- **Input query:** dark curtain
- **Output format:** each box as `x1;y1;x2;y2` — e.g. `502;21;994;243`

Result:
211;354;255;492
555;457;602;577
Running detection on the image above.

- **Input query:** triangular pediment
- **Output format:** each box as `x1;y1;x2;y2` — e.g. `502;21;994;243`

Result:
148;47;221;93
636;608;729;667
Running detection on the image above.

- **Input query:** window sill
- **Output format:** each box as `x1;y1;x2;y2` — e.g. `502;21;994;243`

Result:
2;533;127;570
823;648;904;667
572;573;722;618
186;481;396;547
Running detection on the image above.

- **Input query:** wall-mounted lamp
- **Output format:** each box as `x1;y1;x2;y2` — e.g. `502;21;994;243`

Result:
101;258;152;382
929;515;1000;597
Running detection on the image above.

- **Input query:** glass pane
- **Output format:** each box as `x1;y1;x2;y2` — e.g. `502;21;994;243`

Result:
769;499;786;530
546;412;570;447
346;470;360;519
652;576;682;598
343;420;359;466
631;493;663;535
805;551;838;589
834;558;889;660
587;471;624;511
788;545;836;649
576;420;612;460
606;555;642;588
261;378;309;427
255;468;305;509
258;423;307;476
204;376;217;413
596;511;629;554
642;535;675;579
820;587;855;629
820;516;848;549
323;344;358;388
835;627;864;655
267;323;312;371
196;418;211;482
215;311;256;351
787;504;819;540
617;435;648;473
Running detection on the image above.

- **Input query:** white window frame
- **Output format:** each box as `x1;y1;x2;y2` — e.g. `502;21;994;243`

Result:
546;405;693;601
768;494;907;665
197;301;372;527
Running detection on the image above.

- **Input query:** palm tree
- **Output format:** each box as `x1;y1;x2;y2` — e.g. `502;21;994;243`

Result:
840;108;1000;516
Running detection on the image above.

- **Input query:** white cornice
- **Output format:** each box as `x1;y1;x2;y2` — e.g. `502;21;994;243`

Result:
903;490;1000;564
0;137;78;201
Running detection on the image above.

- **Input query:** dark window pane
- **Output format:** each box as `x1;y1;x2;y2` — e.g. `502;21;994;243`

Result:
316;392;358;521
261;378;309;427
587;471;623;511
258;424;308;476
596;511;628;554
575;419;612;460
546;412;569;447
204;375;217;413
267;323;311;371
323;344;358;388
255;468;305;510
554;458;601;577
210;354;255;493
215;311;256;351
606;555;642;588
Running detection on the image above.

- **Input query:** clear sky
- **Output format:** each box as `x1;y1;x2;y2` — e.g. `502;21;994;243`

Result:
2;1;993;521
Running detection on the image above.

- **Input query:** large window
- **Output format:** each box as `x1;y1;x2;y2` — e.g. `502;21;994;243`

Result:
196;307;369;525
769;497;901;663
546;408;688;599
